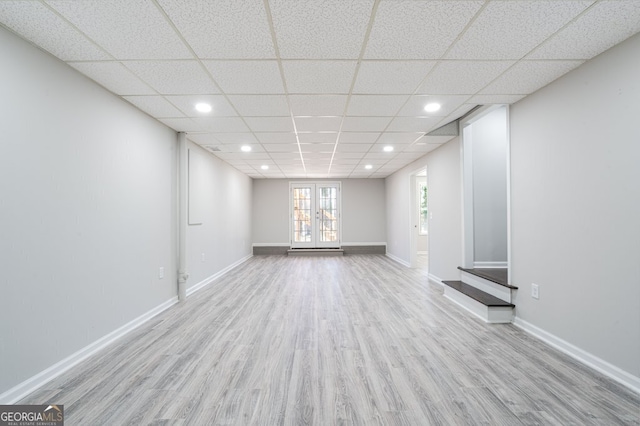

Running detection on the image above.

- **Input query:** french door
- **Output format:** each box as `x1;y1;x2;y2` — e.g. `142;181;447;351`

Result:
290;182;341;249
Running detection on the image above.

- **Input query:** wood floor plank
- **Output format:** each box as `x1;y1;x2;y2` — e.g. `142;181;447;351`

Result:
18;255;640;425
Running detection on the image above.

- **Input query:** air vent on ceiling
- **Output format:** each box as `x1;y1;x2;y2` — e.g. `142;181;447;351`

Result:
204;145;221;152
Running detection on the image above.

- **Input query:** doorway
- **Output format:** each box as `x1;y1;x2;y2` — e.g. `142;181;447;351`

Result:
290;182;341;249
410;168;428;269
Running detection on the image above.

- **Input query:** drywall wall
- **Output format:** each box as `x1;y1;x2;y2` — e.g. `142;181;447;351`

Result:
385;138;462;278
185;143;252;287
510;33;640;378
252;178;385;245
0;27;177;396
468;106;508;264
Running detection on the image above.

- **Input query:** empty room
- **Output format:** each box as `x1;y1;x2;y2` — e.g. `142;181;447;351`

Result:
1;1;639;424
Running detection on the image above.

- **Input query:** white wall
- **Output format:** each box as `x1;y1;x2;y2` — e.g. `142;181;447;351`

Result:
386;139;462;278
510;33;640;378
0;28;177;396
468;106;508;263
185;143;252;287
252;178;386;245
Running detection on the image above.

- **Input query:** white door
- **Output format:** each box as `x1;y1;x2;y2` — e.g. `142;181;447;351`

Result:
290;183;341;249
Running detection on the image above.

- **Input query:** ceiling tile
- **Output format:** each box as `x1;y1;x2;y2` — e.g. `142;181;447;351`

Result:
421;135;456;145
376;133;423;145
432;104;477;128
207;133;258;144
397;95;469;117
157;0;274;59
123;61;219;94
186;134;221;145
445;1;593;60
527;0;640;60
123;96;184;118
298;133;339;144
191;117;249;133
282;61;357;94
341;117;392;132
69;62;156;95
479;60;584;95
300;144;335;153
0;1;110;61
166;95;237;117
335;144;372;153
47;0;191;60
295;117;342;132
386;117;437;132
227;95;290;116
353;61;436;94
347;95;409;116
203;60;284;94
467;94;526;105
254;133;298;144
263;143;300;153
245;117;294;132
220;143;266;154
270;0;373;59
417;61;515;95
365;0;483;59
269;153;303;160
339;133;381;144
159;118;200;132
289;95;347;116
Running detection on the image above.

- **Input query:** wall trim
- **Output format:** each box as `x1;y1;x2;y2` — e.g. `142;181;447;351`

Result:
341;242;387;246
473;261;508;268
252;242;289;247
386;253;410;267
0;296;179;404
428;273;445;286
513;317;640;395
186;254;253;297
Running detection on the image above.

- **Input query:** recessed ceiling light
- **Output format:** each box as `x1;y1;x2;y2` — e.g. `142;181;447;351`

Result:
195;102;212;113
383;146;394;152
241;145;252;152
365;164;373;170
261;165;269;170
424;102;441;113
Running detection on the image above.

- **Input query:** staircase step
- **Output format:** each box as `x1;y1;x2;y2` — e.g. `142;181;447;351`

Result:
287;248;344;257
442;281;514;307
457;267;518;289
442;280;514;324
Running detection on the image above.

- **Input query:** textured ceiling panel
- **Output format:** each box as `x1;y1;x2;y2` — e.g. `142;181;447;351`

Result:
0;1;109;61
417;61;515;95
203;61;284;94
365;0;483;59
289;95;348;116
347;95;409;117
123;61;219;95
123;96;184;118
47;0;192;59
226;95;290;117
282;61;357;94
480;60;584;95
294;117;342;132
527;0;640;60
270;0;373;59
157;0;275;59
69;62;156;95
397;95;469;118
445;0;594;60
341;117;392;132
353;61;436;94
166;95;237;117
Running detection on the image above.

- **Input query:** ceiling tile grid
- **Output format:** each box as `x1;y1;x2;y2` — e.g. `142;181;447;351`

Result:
2;0;639;178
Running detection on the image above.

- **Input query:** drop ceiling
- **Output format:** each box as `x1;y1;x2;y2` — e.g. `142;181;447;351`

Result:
1;0;639;179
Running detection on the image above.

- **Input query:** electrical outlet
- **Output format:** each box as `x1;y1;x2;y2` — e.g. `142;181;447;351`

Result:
159;267;164;279
531;283;539;299
201;253;206;262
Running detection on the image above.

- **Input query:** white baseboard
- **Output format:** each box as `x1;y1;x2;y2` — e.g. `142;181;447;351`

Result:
473;261;508;268
513;317;640;395
428;273;444;287
0;296;179;404
386;253;410;267
186;254;253;297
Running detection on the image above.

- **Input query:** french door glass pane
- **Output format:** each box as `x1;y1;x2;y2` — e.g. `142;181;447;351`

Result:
319;187;337;242
293;188;312;242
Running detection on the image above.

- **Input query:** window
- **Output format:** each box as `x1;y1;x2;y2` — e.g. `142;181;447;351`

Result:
419;181;428;235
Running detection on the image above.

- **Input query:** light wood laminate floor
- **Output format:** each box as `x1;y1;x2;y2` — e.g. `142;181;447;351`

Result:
21;255;639;425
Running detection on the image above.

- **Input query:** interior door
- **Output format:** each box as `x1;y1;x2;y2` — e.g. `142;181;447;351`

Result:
290;183;341;249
